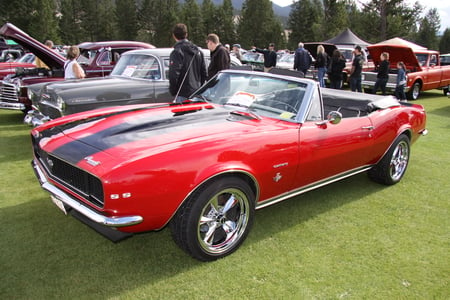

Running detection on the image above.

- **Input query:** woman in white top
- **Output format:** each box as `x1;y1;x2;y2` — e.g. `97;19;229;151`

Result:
64;46;85;79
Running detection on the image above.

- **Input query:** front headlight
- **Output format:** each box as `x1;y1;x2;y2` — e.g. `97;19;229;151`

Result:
27;88;34;101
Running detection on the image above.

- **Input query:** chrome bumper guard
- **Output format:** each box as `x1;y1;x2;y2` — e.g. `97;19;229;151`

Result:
0;101;25;111
24;110;51;127
32;159;143;227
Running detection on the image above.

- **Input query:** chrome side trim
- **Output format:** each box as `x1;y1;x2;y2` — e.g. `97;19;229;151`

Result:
256;166;372;210
32;159;143;227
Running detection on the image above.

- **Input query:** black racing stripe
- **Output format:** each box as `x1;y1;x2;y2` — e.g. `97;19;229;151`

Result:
51;105;230;164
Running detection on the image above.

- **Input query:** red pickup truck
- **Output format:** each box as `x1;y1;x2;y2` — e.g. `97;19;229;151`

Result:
0;22;154;112
362;44;450;99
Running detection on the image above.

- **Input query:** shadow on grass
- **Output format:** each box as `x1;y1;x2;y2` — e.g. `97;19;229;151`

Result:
0;110;27;127
427;104;450;119
0;171;387;299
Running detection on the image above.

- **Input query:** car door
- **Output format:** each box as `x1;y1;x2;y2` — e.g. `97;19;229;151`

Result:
295;112;375;188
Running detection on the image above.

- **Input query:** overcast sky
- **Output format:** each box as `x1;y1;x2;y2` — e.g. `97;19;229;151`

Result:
270;0;450;33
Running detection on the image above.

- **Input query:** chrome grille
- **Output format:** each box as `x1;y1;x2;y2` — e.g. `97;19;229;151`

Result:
33;137;104;207
0;81;19;102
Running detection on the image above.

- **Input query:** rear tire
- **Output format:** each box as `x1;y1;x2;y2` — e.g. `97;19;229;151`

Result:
170;176;255;261
368;134;410;185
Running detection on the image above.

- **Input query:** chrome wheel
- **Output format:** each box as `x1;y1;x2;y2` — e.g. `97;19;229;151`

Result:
198;188;251;255
170;177;255;261
368;134;410;185
389;140;409;181
408;82;421;100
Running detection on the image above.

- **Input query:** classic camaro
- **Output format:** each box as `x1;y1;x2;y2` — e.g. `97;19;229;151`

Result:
31;70;427;261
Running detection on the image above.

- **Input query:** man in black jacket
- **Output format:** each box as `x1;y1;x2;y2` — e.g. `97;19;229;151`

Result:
169;23;207;103
206;33;230;80
254;43;277;72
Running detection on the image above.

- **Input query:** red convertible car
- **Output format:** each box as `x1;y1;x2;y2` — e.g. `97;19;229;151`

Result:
31;70;427;261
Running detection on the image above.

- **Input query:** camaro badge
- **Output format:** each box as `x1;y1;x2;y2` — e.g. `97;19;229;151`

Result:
84;156;101;166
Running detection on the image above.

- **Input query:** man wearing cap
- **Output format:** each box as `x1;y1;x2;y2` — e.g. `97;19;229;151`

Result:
232;44;242;62
255;43;277;72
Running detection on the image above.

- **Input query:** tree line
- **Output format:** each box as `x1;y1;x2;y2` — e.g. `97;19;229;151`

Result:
1;0;449;53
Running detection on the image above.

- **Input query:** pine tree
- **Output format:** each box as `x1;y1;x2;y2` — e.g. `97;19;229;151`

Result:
237;0;283;49
439;28;450;54
416;8;440;50
216;0;236;45
322;0;348;40
202;0;216;36
115;0;139;40
180;0;204;46
287;0;322;48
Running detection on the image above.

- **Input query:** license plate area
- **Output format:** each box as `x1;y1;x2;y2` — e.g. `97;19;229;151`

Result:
51;195;67;215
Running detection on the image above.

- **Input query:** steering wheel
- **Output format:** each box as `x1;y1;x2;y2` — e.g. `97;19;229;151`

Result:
263;99;298;114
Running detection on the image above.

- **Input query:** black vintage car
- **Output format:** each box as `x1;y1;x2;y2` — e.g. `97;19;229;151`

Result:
25;48;215;126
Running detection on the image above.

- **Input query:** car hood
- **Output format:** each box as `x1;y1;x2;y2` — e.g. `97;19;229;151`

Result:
43;76;159;100
367;45;421;70
37;103;275;169
0;23;65;69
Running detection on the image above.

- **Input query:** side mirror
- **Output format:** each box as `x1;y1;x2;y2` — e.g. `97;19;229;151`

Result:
327;111;342;125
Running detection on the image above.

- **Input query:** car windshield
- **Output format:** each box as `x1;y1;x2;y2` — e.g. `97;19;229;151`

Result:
193;72;308;121
110;54;161;79
278;54;294;63
416;54;428;66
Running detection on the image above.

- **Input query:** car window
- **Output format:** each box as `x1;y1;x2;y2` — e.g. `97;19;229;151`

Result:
305;86;323;121
111;54;161;79
78;49;97;65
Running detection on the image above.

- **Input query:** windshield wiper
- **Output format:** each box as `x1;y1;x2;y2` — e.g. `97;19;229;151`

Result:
191;94;210;103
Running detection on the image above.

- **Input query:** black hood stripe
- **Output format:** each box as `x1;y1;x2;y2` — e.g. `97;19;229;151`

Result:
49;105;230;164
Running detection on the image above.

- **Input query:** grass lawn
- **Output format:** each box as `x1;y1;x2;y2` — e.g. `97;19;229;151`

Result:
0;90;448;299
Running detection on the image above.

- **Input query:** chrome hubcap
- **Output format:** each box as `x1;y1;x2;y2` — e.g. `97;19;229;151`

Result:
389;140;409;181
198;188;249;254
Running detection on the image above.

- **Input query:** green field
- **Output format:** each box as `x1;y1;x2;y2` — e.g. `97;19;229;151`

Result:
1;91;448;299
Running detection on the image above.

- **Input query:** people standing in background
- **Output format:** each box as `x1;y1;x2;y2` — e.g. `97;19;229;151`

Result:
254;43;277;72
328;49;346;89
293;42;312;76
169;23;207;103
373;52;390;95
350;45;364;92
35;40;54;69
206;33;230;80
64;46;85;79
315;45;329;87
395;61;407;101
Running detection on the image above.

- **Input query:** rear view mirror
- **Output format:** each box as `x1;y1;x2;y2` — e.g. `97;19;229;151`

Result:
327;111;342;125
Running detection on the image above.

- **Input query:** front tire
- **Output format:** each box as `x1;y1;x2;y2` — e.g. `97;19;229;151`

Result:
170;177;255;261
368;134;410;185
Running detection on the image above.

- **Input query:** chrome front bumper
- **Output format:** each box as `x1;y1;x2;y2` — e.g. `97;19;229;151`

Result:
24;109;51;127
0;101;25;111
32;159;143;227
